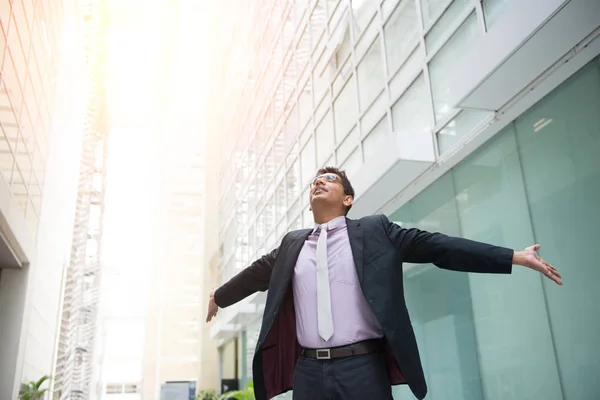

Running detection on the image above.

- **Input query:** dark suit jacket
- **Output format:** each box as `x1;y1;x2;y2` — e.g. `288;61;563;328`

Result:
214;214;514;400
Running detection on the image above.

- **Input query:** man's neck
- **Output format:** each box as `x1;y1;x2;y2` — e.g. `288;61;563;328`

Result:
313;211;345;225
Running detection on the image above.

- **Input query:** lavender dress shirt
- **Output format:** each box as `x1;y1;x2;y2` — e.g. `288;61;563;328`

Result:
292;216;383;348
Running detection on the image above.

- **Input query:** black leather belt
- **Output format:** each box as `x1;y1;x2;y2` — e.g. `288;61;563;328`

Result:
302;339;383;360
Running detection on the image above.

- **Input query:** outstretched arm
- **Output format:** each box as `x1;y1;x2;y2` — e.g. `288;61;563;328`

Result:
206;247;278;322
382;215;562;285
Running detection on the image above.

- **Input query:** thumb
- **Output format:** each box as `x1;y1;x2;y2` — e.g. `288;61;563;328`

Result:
532;244;541;251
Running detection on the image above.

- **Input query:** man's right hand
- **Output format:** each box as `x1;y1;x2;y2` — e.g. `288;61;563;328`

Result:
206;287;219;322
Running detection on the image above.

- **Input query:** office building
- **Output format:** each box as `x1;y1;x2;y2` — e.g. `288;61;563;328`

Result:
0;0;90;399
207;0;600;398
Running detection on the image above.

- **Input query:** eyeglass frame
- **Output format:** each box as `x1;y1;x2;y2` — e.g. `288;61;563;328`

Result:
309;173;341;188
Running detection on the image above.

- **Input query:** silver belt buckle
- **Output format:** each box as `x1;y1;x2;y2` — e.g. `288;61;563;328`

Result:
316;348;331;360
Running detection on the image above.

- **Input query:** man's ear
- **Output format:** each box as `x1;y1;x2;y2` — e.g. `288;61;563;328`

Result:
343;195;354;207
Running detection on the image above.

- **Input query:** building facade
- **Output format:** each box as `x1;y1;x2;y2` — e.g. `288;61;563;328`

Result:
208;0;600;398
0;0;89;399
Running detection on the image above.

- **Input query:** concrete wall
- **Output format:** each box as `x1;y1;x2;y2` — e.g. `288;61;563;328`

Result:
0;11;85;398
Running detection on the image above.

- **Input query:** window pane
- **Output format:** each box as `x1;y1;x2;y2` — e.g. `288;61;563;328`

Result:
337;126;358;164
482;0;511;29
453;129;562;400
384;0;419;75
300;137;316;187
286;159;301;202
514;59;600;400
391;74;434;140
340;147;362;178
389;174;483;399
316;111;335;166
333;77;358;141
0;128;15;184
357;36;385;111
298;79;313;130
429;12;480;122
352;0;378;31
425;0;472;53
421;0;450;26
437;110;493;154
362;117;388;162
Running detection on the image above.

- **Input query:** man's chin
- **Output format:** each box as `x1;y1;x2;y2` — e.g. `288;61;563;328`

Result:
310;196;331;209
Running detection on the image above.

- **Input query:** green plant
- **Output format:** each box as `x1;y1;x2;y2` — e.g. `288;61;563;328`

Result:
196;389;218;400
19;375;50;400
219;380;255;400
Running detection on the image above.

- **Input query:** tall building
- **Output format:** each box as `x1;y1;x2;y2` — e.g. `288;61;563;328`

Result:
52;0;109;398
207;0;600;399
0;0;89;399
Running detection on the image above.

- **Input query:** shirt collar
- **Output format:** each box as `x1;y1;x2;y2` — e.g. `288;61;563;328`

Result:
312;215;346;233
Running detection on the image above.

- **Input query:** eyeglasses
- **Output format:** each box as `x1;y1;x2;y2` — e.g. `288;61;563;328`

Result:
310;173;340;188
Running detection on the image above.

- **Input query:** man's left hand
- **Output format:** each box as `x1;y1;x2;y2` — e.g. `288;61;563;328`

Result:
513;244;562;285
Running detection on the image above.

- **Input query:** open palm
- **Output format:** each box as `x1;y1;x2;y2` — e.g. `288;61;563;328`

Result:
521;244;562;285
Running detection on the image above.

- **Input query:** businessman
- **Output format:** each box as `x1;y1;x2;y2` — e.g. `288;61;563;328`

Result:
206;167;562;400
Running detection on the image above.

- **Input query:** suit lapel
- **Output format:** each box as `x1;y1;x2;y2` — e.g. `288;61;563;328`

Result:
266;229;311;314
346;218;364;285
279;229;312;287
259;229;311;344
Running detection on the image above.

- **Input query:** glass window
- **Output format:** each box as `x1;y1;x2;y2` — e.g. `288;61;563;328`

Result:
352;0;378;32
513;59;600;400
389;45;426;102
283;59;296;105
389;174;482;399
482;0;511;30
429;12;480;122
3;53;23;118
298;79;313;130
337;126;359;164
391;74;434;141
362;117;388;162
286;159;301;203
437;110;493;154
420;0;450;27
316;111;335;167
425;0;472;53
453;129;561;400
340;147;362;178
300;137;316;187
313;52;331;100
384;0;419;75
333;77;358;141
390;57;600;400
284;106;299;154
357;36;385;111
0;129;15;185
296;26;311;78
360;92;387;135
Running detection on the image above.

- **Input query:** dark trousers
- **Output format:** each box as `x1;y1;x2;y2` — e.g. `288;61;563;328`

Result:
292;351;394;400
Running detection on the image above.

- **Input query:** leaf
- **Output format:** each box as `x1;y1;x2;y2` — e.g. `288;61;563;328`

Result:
34;375;50;390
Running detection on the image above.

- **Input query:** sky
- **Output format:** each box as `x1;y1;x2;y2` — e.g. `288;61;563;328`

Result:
93;0;212;395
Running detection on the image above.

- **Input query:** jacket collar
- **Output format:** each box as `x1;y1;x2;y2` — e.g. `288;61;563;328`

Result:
345;218;364;284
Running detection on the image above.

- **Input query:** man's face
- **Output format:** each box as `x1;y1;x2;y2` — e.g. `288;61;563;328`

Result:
309;173;353;212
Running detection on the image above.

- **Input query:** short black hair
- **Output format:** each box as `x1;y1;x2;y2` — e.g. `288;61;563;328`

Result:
315;166;355;215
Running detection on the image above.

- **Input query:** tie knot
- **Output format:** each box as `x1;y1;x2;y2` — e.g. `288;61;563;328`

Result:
319;223;328;232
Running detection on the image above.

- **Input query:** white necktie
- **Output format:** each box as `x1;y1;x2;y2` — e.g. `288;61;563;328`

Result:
316;223;334;341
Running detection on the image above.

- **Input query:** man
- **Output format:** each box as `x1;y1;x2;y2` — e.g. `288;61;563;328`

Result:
206;167;562;400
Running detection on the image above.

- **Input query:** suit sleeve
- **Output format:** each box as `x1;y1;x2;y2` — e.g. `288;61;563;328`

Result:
213;247;279;308
380;214;513;274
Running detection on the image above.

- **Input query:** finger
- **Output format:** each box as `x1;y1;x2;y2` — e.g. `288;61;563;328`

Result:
532;244;541;251
546;270;562;285
542;261;561;278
